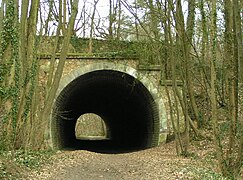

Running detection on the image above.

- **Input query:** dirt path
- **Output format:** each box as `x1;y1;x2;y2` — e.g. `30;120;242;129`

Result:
25;142;227;180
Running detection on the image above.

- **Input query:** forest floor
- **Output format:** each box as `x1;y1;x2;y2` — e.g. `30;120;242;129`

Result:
2;139;240;180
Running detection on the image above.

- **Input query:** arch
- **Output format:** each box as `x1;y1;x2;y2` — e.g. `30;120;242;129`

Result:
48;62;167;151
75;113;109;140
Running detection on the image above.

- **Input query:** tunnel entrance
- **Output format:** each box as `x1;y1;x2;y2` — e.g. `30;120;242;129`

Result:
51;69;160;152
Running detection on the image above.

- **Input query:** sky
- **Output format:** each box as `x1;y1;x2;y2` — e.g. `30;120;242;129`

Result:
0;0;190;38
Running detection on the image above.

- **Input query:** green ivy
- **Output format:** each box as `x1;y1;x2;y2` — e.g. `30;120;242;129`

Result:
21;36;40;122
0;0;20;148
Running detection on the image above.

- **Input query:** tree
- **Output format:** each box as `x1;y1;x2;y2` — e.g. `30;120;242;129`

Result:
40;0;79;148
0;0;79;150
208;0;242;178
88;0;99;53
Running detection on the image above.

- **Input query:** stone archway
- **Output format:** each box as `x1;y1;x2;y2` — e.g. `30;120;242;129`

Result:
48;62;167;151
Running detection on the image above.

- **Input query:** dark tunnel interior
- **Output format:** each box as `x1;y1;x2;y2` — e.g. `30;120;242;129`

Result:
52;70;159;153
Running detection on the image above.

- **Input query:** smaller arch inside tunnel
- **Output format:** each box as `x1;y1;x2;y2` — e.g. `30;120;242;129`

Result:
51;70;160;152
75;113;110;140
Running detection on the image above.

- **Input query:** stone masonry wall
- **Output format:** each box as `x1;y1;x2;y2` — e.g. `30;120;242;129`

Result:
39;56;184;145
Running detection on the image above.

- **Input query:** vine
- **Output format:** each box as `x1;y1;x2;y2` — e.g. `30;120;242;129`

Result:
0;1;20;149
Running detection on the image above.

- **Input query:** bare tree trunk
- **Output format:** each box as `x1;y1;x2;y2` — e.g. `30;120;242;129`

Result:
233;0;243;83
14;0;40;149
198;0;211;127
185;0;201;127
174;0;190;155
167;6;184;154
108;0;114;39
148;0;159;39
0;0;5;105
15;0;29;129
162;1;182;154
232;0;243;177
0;0;4;42
88;0;99;54
116;0;121;40
40;0;79;147
210;0;227;175
224;0;235;174
44;0;54;35
134;0;139;40
63;0;67;35
83;1;86;38
45;6;63;100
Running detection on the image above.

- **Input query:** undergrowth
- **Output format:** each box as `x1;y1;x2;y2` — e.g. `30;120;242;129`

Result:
176;165;229;180
0;149;55;179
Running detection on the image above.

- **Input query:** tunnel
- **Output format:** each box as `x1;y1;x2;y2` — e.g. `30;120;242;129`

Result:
50;65;161;152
